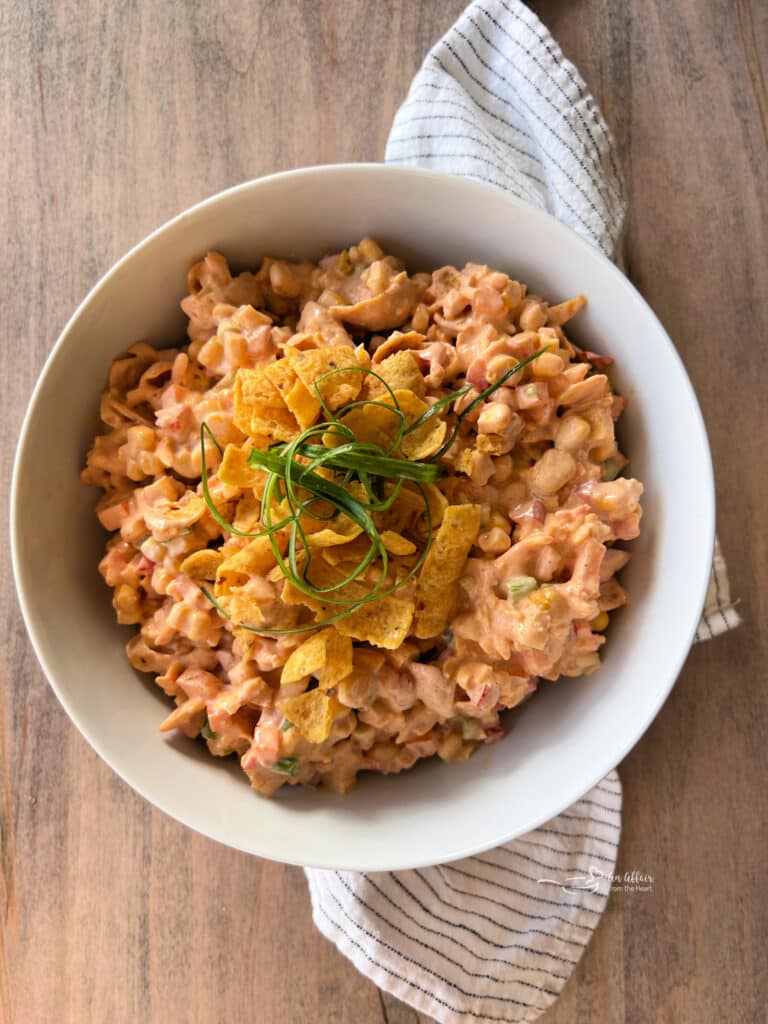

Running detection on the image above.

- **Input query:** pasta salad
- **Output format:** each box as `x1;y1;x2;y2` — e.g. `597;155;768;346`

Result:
82;238;643;795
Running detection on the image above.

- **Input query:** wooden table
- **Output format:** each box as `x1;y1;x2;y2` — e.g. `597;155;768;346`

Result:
2;2;766;1021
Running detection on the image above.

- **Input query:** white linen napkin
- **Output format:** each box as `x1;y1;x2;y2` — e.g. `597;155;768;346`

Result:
305;2;741;1021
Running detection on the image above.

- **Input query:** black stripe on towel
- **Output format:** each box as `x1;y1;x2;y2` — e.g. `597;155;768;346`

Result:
426;866;593;944
327;877;557;1002
316;904;529;1023
519;837;617;866
454;21;618;236
479;4;621;209
393;107;548;180
499;0;623;184
434;43;598;239
359;872;572;980
387;873;580;966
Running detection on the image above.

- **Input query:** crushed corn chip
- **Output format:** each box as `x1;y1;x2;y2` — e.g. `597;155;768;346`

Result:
281;628;354;687
366;349;426;398
263;361;321;430
232;492;263;534
391;389;447;461
306;518;364;547
180;549;225;581
151;494;206;525
218;442;264;488
280;631;328;684
319;535;376;567
280;556;370;607
233;367;299;442
217;534;285;588
322;628;355;686
264;358;298;396
287;344;363;411
277;689;345;744
338;402;401;449
374;483;426;534
334;596;414;650
284;376;321;428
225;586;266;627
380;530;417;556
413;503;482;639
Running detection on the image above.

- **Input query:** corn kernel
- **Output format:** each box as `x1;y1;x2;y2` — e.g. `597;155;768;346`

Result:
591;441;616;462
529;588;554;611
532;351;565;378
336;250;353;275
591;612;610;632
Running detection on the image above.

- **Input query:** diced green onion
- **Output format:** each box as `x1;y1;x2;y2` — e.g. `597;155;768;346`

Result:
273;756;299;776
280;718;293;732
201;716;217;741
601;459;619;481
506;576;538;602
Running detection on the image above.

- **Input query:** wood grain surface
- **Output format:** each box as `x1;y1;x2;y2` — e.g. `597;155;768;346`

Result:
2;1;766;1022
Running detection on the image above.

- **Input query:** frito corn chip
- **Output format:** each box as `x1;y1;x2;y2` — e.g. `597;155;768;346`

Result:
280;556;370;607
372;331;426;364
251;404;300;442
263;359;321;428
306;518;364;547
280;631;328;684
413;503;482;639
287;344;363;411
391;389;447;461
225;586;266;627
279;331;320;354
355;343;372;371
233;368;300;442
338;402;401;449
277;690;345;744
421;483;448;527
334;596;415;650
319;535;375;567
233;368;274;432
379;482;446;540
322;628;354;687
280;627;354;687
380;530;417;556
285;375;321;429
366;349;426;398
232;492;263;534
180;549;225;581
268;562;288;584
374;483;425;534
218;442;264;488
217;534;285;588
263;358;296;395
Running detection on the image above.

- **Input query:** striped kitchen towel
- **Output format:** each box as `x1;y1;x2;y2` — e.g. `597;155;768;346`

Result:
305;2;740;1021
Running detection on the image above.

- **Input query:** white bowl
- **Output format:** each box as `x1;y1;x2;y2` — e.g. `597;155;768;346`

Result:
11;165;714;870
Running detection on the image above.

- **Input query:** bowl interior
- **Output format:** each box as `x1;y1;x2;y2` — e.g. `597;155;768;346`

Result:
11;165;713;869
